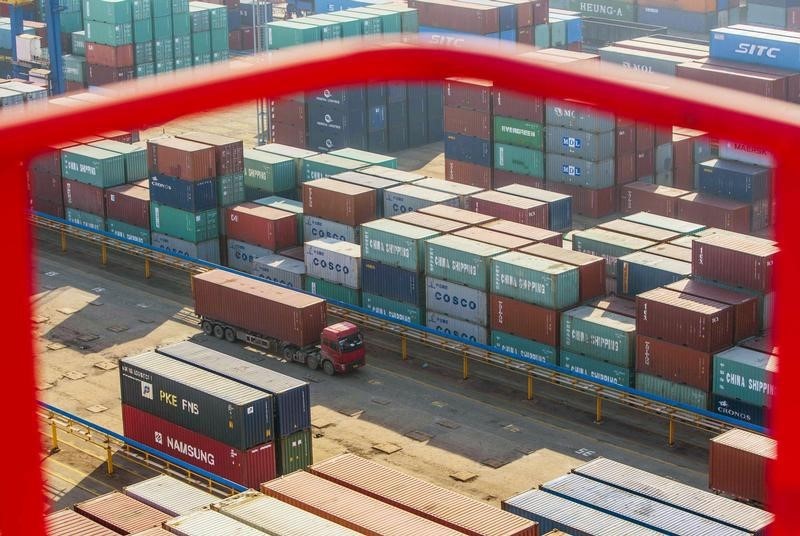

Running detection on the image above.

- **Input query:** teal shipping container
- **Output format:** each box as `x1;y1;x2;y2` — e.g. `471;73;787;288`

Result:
254;143;318;179
309;14;362;38
266;21;320;50
190;4;211;32
370;4;419;32
152;15;174;41
155;39;175;61
561;306;636;367
191;31;212;55
217;173;246;207
85;0;133;24
174;56;192;70
174;35;192;57
133;18;153;42
292;17;342;40
150;202;219;243
211;27;228;51
304;276;361;306
136;62;156;77
152;0;171;16
493;117;544;150
713;346;776;407
635;373;708;409
135;41;154;63
133;0;152;20
66;208;105;231
62;55;87;83
572;228;656;272
85;20;134;46
87;140;148;183
491;331;558;366
243;149;296;193
173;11;191;37
362;292;424;325
561;350;633;387
340;10;382;36
361;219;439;272
494;143;545;177
106;219;151;245
71;31;86;56
490;251;579;310
349;7;402;33
329;148;397;169
426;235;506;291
61;146;126;188
302;154;365;181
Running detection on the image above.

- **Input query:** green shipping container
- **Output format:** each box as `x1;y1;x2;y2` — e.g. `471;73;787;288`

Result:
303;154;365;182
266;21;320;50
494;143;544;177
491;330;558;366
172;0;189;13
254;196;304;241
62;55;86;83
493;117;544;150
293;17;342;41
713;347;776;407
254;143;318;179
636;373;708;409
561;306;636;367
371;4;419;33
135;41;154;64
206;4;228;29
133;18;153;42
244;149;296;193
339;10;382;36
329;148;397;169
361;219;439;272
155;39;174;61
136;62;156;77
66;208;105;231
363;292;423;325
567;0;635;21
132;0;152;20
276;429;313;476
304;276;361;306
87;139;148;182
211;50;229;62
310;14;362;38
152;0;171;16
174;35;192;57
490;251;579;309
152;15;173;41
150;203;219;243
561;351;633;387
211;27;229;51
71;31;86;56
60;11;85;34
61;146;126;188
106;219;151;245
572;228;656;272
192;31;212;54
534;23;550;48
426;235;506;291
173;11;191;37
174;56;192;70
193;53;212;66
349;7;402;33
85;20;134;46
218;173;246;207
190;5;211;32
85;0;132;24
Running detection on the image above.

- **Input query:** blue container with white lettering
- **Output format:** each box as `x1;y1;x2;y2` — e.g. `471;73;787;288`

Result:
306;86;366;110
710;27;800;71
545;153;615;189
149;174;218;212
491;330;559;366
711;393;766;428
362;259;425;306
303;215;359;244
425;276;488;326
426;311;488;345
445;132;492;167
306;100;368;132
362;292;424;325
368;104;387;132
545;126;616;161
615;251;692;299
308;127;368;153
637;6;716;35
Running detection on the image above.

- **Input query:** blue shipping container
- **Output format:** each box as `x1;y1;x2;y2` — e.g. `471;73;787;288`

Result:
710;27;800;71
711;393;766;428
445;132;492;167
615;252;692;298
306;86;366;110
368;104;387;132
638;6;715;35
149;174;218;212
361;259;425;306
696;158;771;202
306;101;368;132
308;128;368;153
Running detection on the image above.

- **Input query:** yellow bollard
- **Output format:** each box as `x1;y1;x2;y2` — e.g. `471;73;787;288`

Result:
60;230;67;252
50;419;59;453
144;258;151;279
668;416;675;447
100;244;108;266
462;352;469;380
401;335;407;361
527;375;534;401
594;395;604;424
106;440;114;475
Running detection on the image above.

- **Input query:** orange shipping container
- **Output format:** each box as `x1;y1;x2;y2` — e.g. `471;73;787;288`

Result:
521;243;606;302
480;219;563;247
636;0;718;13
45;510;118;536
709;429;775;505
302;178;377;227
74;492;171;535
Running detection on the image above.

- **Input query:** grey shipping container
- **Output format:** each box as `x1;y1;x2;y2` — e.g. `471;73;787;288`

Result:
119;351;275;449
151;232;221;264
426;276;487;326
252;253;306;290
546;126;616;161
546;153;615;189
545;98;615;133
156;341;311;437
227;239;275;274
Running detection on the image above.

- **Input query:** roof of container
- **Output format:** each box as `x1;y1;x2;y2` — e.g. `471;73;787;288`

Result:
699;157;769;174
332;171;398;190
165;509;268;535
392;211;468;233
573;458;774;533
253;253;306;274
45;509;118;536
418;204;496;225
494;251;578;276
644;244;692;263
694;227;777;246
386;184;459;203
496;183;570;203
617;251;692;275
253;143;318;159
213;491;361;536
128;528;172;536
329;148;394;164
304;177;373;195
148;137;213;152
679;192;750;209
0;88;22;98
74;491;172;534
123;474;218;517
244;148;293;164
598;219;680;242
89;139;143;155
600;45;698;63
177;131;242;146
228;202;295;220
304;153;366;169
305;238;362;257
62;144;123;160
108;183;150;200
414;178;484;196
358;165;425;182
665;278;754;305
670;236;697;248
195;269;324;308
470;190;547;209
573;228;656;249
623;181;690;197
362;218;441;239
638;287;732;314
268;20;317;29
121;351;271;405
254;196;303;214
711;429;776;458
521;243;601;265
695;234;779;256
481;220;562;243
455;227;532;250
564;305;636;331
427;234;507;257
715;346;778;372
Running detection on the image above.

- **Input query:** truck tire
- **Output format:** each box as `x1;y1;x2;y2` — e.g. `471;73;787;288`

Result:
306;354;319;370
224;327;236;342
283;347;294;361
213;324;225;339
323;360;335;376
201;321;213;335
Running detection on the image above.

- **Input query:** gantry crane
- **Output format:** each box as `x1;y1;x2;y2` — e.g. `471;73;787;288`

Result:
2;0;64;94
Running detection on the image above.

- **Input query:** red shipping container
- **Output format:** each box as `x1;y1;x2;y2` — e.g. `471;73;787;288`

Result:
522;243;605;302
590;296;636;318
74;492;171;535
616;124;636;156
418;204;496;226
29;170;62;204
636;287;735;353
516;26;532;45
490;294;559;346
636;122;655;151
532;0;548;25
270;121;307;148
615;153;636;184
270;98;306;126
105;183;150;229
664;278;759;342
677;193;751;234
87;64;134;86
32;198;65;218
492;88;544;123
635;148;655;178
466;190;548;228
790;6;800;30
45;509;118;536
241;27;255;49
692;235;778;293
85;42;134;68
443;77;493;113
303;178;376;227
672;134;694;190
620;181;689;217
229;29;244;50
66;80;87;92
709;429;775;506
445;158;492;189
225;203;298;251
455;227;533;250
62;179;105;216
31;141;79;175
176;131;245;176
480;219;562;246
655;126;672;146
546;182;617;218
444;107;491;139
492;169;544;189
676;60;788;101
101;130;136;143
122;404;277;489
636;335;712;391
147;137;217;181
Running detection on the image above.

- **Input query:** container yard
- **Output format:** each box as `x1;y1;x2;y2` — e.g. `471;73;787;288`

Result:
2;0;794;533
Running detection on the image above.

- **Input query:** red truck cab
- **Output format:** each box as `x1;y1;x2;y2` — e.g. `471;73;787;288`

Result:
320;322;366;374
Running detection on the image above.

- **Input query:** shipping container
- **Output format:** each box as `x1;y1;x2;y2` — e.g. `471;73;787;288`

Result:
636;287;734;353
600;45;690;75
106;219;150;245
636;335;712;391
45;509;119;536
677;193;752;233
304;239;361;289
150;202;218;243
491;251;579;309
192;269;326;348
491;330;558;365
62;178;105;216
303;215;359;244
560;350;633;387
442;77;493;112
444;106;492;139
739;334;778;357
176;131;244;176
696;158;770;206
305;276;361;306
709;429;775;505
620;181;689;217
74;492;173;534
243;149;296;193
332;171;398;218
710;26;799;72
252;253;305;290
495;184;571;232
66;207;105;231
546;126;615;161
572;228;655;272
520;244;603;302
490;293;559;346
635;372;709;408
384;184;459;216
149;174;218;212
616;251;692;298
644;243;692;263
151;232;220;263
227;239;275;273
597;219;680;243
417;204;496;226
226;203;297;251
147;137;217;181
546;153;615;190
713;346;776;407
276;427;313;476
546;182;617;219
692;235;778;293
392;211;469;233
362;292;424;324
426;311;488;344
303;154;366;181
254;196;304;242
444;158;493;189
426;234;506;290
712;393;767;428
359;165;425;183
105;183;150;229
412;178;484;208
164;509;269;536
426;277;487;325
718;140;774;168
467;190;548;228
590;296;636;318
123;474;218;517
254;143;318;179
363;260;424;305
89;139;148;182
361;219;440;272
561;306;636;367
61;145;126;188
494;143;545;178
545;98;615;132
454;227;533;251
303;178;376;226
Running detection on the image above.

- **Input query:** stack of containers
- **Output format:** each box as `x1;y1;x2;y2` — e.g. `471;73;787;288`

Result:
636;2;742;39
305;237;363;305
466;190;549;229
104;181;151;244
84;0;136;86
229;2;272;52
335;170;401;216
120;351;279;487
29;141;78;218
224;203;299;273
490;83;545;189
254;195;305;243
157;340;314;478
72;492;172;534
444;78;493;189
147;137;221;262
489;250;579;364
253;143;319;199
745;2;799;29
241;147;296;201
694;157;772;232
191;1;229;65
546;8;583;50
61;144;127;230
189;2;212;67
361;218;439;324
267;94;309;148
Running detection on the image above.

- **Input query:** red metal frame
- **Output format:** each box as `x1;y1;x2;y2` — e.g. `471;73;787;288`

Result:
0;40;794;535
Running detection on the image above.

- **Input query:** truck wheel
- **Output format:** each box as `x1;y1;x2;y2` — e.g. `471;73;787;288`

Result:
323;360;335;376
224;328;236;343
213;324;225;339
306;354;319;370
201;321;213;335
283;347;294;360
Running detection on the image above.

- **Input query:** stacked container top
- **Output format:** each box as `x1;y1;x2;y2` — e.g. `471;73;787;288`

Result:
73;492;173;535
426;234;506;290
491;251;579;310
45;509;118;536
123;474;219;517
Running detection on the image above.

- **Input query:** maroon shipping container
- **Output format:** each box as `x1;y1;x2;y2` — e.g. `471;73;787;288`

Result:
616;124;636;156
516;25;532;45
392;211;470;233
303;178;376;227
29;170;62;204
229;29;244;50
444;158;492;189
32;197;65;218
636;287;735;353
444;106;491;139
521;243;605;302
442;77;493;113
620;182;689;217
85;42;134;68
122;404;277;489
677;58;794;102
410;0;500;34
635;148;655;178
547;183;617;218
492;169;544;189
645;243;692;263
636;122;655;151
480;219;562;246
455;227;533;250
263;472;466;536
46;509;118;536
467;190;548;228
309;454;539;536
87;64;135;86
590;296;636;318
147;137;217;181
597;219;680;243
740;334;778;356
105;183;150;229
31;141;79;175
709;429;775;506
615;153;636;185
664;278;758;341
102;130;137;143
74;492;171;534
176;131;245;176
692;235;778;293
270;98;306;126
655;126;672;146
677;193;751;234
672;134;694;190
490;294;559;346
532;0;548;25
225;203;298;251
418;204;496;226
636;335;712;391
492;88;543;123
241;27;255;49
63;178;105;216
270;121;307;148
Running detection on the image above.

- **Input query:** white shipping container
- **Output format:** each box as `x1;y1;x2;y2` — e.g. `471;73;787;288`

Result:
303;214;359;244
304;238;362;289
227;239;274;273
16;34;42;63
165;509;267;536
425;277;488;326
252;253;306;289
123;475;218;517
426;311;488;345
719;141;774;168
383;185;459;217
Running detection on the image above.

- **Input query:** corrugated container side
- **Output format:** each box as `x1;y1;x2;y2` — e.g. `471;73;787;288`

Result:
105;183;150;229
490;294;559;347
560;350;633;387
467;190;549;229
227;240;275;274
481;219;563;247
363;260;424;306
362;293;424;325
636;335;712;391
225;203;298;251
361;219;440;272
426;277;487;325
304;215;359;244
252;253;306;290
615;251;692;298
491;251;579;309
392;211;470;233
304;239;361;289
74;492;173;534
709;429;775;505
571;228;656;273
561;306;636;367
712;347;777;407
522;243;605;302
426;311;488;344
635;373;709;408
304;276;362;306
164;509;269;536
303;178;377;227
277;428;313;476
692;235;778;293
46;509;119;536
491;330;558;366
426;234;507;291
495;183;572;232
123;474;218;516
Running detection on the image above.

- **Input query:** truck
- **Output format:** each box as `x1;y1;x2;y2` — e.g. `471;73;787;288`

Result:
192;269;365;375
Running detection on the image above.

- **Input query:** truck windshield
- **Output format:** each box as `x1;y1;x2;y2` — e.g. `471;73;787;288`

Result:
339;333;363;352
